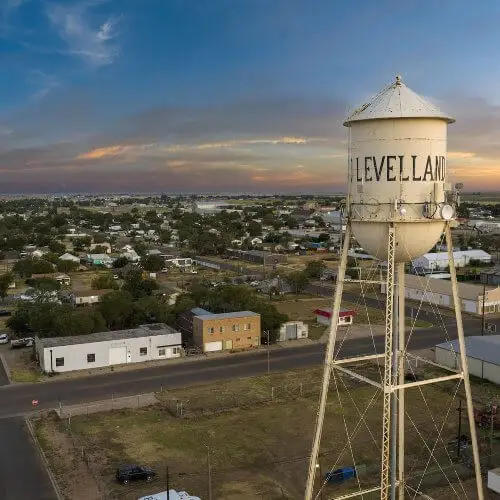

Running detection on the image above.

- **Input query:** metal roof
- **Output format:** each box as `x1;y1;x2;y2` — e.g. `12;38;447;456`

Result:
37;323;180;348
194;310;260;320
344;75;454;126
190;307;211;316
418;250;491;262
436;335;500;367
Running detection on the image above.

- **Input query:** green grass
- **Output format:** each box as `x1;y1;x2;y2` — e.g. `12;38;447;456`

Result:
11;368;43;383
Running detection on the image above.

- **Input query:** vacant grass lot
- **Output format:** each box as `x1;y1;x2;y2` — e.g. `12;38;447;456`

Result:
34;365;493;500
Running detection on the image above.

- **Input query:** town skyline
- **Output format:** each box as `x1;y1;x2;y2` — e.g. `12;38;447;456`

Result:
1;0;500;193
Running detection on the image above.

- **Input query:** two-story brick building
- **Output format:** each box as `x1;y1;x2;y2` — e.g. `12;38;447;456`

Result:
192;310;261;352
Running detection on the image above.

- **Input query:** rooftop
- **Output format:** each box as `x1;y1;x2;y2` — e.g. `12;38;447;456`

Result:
194;310;260;320
436;335;500;367
37;323;180;348
344;76;454;125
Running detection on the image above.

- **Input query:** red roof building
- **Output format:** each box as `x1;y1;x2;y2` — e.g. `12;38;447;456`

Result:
313;308;355;326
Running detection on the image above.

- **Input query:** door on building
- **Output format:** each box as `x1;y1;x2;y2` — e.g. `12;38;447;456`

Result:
109;346;127;365
127;351;132;363
223;340;233;350
285;323;298;340
204;341;223;352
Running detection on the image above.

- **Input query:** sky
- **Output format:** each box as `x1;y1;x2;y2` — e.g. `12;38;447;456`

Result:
1;0;500;194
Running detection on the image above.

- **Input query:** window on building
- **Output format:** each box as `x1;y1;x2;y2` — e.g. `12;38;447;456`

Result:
232;324;239;332
243;324;248;331
208;327;214;334
55;357;64;367
236;338;240;342
140;347;147;356
173;347;181;354
87;353;95;363
247;336;251;340
220;326;225;333
247;323;251;330
158;348;166;356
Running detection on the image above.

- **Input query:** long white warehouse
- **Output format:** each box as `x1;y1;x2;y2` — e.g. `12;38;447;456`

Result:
35;323;182;373
412;249;491;272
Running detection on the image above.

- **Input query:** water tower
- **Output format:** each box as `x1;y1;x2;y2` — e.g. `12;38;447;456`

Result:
305;77;484;500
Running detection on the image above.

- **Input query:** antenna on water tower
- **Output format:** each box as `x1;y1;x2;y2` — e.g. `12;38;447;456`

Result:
305;76;484;500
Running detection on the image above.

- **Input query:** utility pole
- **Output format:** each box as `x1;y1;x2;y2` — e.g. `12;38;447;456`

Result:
266;330;270;377
166;466;170;500
481;283;486;336
489;400;495;468
206;442;212;500
456;399;462;459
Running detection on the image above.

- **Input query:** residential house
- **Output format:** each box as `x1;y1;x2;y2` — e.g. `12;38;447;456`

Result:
90;242;112;254
35;323;182;373
32;273;71;286
71;289;111;305
192;310;261;352
86;254;113;267
59;253;80;263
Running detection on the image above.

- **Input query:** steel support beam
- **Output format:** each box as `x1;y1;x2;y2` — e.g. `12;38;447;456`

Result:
305;224;352;500
445;223;484;500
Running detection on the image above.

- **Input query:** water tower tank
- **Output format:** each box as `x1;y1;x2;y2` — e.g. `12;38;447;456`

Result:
344;76;455;262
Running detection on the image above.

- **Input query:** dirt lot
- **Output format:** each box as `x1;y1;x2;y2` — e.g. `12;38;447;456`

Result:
33;366;499;499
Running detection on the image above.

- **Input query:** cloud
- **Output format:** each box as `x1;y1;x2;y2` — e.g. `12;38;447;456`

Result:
46;1;120;67
27;70;61;100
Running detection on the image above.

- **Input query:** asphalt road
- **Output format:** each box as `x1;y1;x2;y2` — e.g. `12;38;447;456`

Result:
0;313;492;419
0;418;57;500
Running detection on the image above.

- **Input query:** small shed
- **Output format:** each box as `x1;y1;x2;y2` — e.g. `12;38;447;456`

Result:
314;308;355;326
35;323;182;373
277;321;309;341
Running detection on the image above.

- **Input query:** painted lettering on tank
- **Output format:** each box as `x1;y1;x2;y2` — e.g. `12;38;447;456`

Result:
349;155;446;182
364;157;373;182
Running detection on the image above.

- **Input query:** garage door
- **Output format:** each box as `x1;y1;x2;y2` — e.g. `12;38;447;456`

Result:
109;346;127;365
204;341;223;352
285;323;298;340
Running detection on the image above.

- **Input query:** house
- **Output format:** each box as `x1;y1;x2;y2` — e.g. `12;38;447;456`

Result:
314;308;356;326
35;323;182;373
32;273;71;286
381;274;500;315
192;309;261;352
435;335;500;385
86;253;113;267
122;248;140;262
481;269;500;286
71;289;111;305
166;258;193;270
412;250;492;272
59;253;80;263
277;321;309;341
250;237;263;246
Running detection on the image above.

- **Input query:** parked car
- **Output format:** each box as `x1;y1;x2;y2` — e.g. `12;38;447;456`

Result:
10;337;34;349
0;334;9;345
116;464;156;485
0;310;11;317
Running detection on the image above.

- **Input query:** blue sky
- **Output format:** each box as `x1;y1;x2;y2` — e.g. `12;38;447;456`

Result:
1;0;500;193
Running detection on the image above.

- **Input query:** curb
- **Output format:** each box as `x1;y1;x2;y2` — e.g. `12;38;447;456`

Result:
24;416;65;500
0;352;11;384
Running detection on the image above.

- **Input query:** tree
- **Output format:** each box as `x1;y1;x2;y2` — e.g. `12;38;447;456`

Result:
122;269;158;298
286;271;310;294
57;260;79;273
92;273;119;290
92;245;109;254
48;240;66;254
113;256;129;268
132;296;169;324
159;229;171;244
305;260;326;279
13;258;54;278
98;291;135;329
25;277;60;292
247;221;262;237
0;273;13;300
141;254;165;273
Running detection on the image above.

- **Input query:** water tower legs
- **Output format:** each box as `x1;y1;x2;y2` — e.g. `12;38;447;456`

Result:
445;224;484;500
305;224;352;500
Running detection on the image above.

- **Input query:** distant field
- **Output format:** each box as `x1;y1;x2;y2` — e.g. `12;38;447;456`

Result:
462;193;500;204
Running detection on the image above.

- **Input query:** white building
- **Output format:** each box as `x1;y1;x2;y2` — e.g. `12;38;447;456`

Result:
71;289;110;305
435;335;500;385
412;250;491;272
381;274;500;315
35;323;182;373
314;308;356;326
277;321;309;341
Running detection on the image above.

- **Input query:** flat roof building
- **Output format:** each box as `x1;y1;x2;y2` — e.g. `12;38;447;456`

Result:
36;323;182;373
